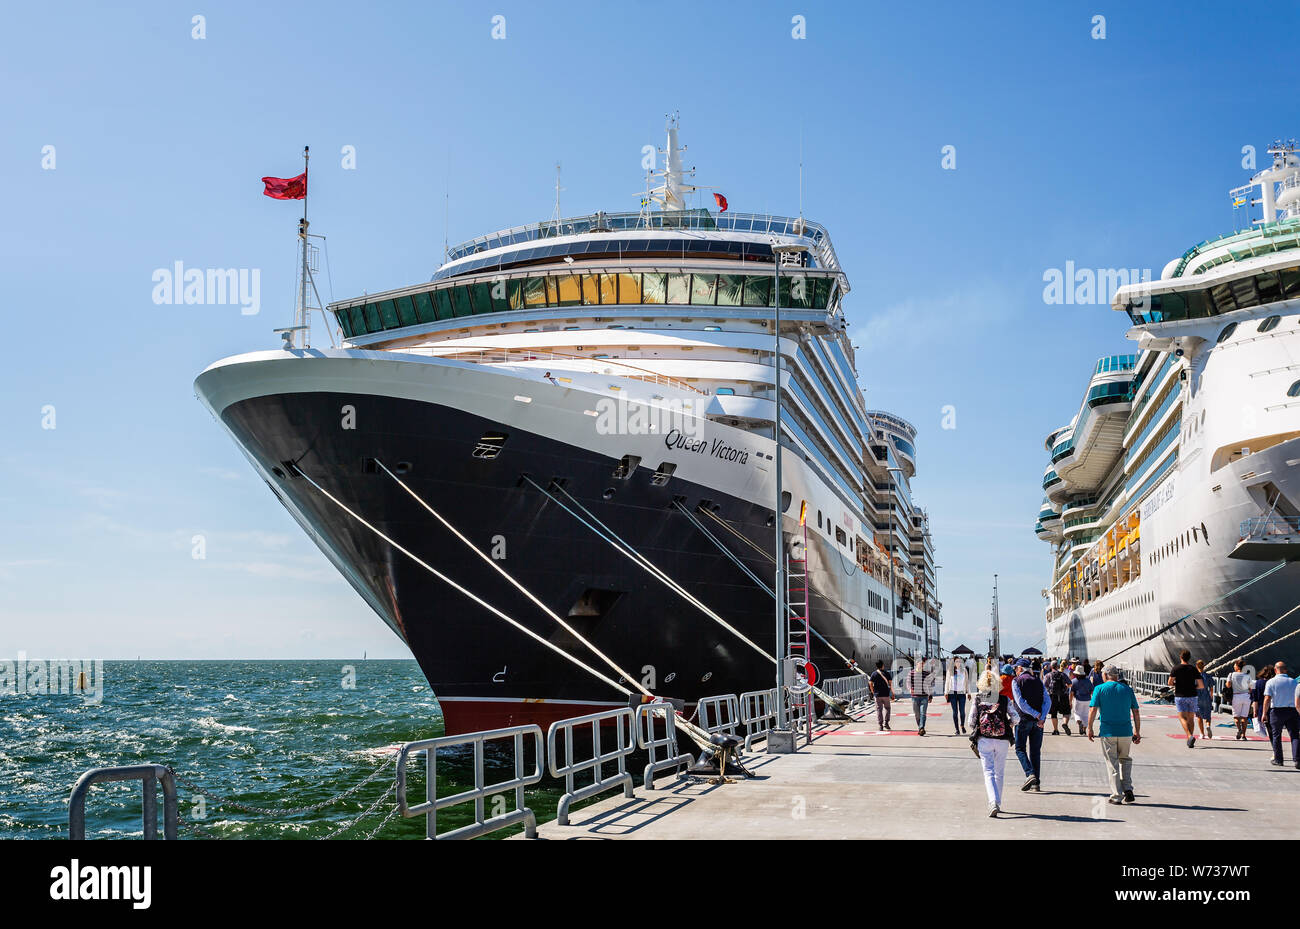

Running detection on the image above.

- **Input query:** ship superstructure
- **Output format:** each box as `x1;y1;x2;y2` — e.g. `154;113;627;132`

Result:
1039;141;1300;669
197;121;941;733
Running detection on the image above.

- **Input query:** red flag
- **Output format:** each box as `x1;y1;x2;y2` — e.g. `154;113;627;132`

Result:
261;172;307;200
713;192;728;212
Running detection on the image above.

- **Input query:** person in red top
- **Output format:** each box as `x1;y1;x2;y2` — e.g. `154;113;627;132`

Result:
999;663;1016;700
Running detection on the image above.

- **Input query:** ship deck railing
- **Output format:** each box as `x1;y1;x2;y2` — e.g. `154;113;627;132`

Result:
398;344;708;396
1239;515;1300;541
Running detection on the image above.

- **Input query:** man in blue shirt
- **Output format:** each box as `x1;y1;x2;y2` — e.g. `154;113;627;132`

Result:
1088;666;1142;804
1011;658;1051;791
1262;661;1300;768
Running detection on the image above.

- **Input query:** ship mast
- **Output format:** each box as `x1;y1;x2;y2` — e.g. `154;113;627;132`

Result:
647;112;697;211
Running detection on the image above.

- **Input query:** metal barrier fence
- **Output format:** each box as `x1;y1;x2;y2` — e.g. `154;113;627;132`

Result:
636;703;694;790
740;688;778;751
69;764;178;840
695;693;742;737
396;724;544;840
546;708;636;825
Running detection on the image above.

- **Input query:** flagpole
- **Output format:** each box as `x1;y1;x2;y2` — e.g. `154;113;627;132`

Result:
299;145;310;349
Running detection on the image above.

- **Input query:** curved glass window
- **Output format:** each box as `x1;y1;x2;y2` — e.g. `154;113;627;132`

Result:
1288;380;1300;398
1123;267;1300;324
617;273;642;304
1258;315;1281;332
1216;322;1237;344
641;272;666;304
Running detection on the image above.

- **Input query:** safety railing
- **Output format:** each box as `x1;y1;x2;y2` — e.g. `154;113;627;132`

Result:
740;688;778;751
1240;515;1300;540
396;724;544;840
546;708;637;825
695;693;742;737
69;764;178;840
403;344;707;395
635;703;694;790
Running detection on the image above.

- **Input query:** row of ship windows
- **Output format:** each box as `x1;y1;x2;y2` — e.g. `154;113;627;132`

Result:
336;271;837;338
1123;266;1300;323
1149;521;1210;565
1089;590;1155;618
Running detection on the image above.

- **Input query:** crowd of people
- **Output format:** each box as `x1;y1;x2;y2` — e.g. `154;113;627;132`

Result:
865;650;1299;818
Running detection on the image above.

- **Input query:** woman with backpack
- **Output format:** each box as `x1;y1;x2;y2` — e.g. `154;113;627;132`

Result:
967;667;1021;818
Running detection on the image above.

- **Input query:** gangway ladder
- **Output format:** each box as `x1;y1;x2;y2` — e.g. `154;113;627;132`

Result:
785;520;814;742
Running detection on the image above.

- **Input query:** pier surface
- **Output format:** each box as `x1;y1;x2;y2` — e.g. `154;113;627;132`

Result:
530;699;1296;839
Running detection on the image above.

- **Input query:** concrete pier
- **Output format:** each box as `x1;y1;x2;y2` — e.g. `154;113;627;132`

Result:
530;699;1296;839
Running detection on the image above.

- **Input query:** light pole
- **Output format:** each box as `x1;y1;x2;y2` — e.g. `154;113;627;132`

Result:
768;238;808;754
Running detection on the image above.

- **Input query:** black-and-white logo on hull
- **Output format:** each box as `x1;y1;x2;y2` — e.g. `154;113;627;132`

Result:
664;429;750;466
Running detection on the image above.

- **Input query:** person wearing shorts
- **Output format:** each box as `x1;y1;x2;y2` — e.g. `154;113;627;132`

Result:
1168;650;1204;748
1228;659;1253;740
1069;665;1094;732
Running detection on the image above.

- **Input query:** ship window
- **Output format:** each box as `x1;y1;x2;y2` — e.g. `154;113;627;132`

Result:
1216;322;1237;344
555;274;582;306
581;273;601;305
817;510;823;528
667;273;691;305
743;276;773;307
599;273;618;305
612;454;641;480
642;272;666;304
410;291;436;324
715;387;735;395
1288;380;1300;398
835;526;847;546
544;276;559;305
524;276;548;308
394;295;418;327
618;273;642;304
718;274;745;306
1258;315;1281;333
449;287;473;317
363;302;383;331
376;299;400;328
348;305;367;335
691;274;718;305
505;279;524;312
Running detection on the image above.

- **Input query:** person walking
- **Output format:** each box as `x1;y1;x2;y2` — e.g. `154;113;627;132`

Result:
1195;659;1215;740
1011;658;1050;791
1262;661;1300;768
999;663;1015;700
1168;650;1204;748
945;658;971;734
1069;665;1094;736
1228;659;1253;740
869;660;894;731
907;657;936;736
1253;666;1274;741
968;668;1020;817
1045;661;1073;735
1087;666;1142;805
1089;660;1105;689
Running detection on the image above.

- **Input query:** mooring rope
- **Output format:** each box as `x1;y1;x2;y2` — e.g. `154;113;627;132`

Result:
376;459;651;697
293;466;631;697
1204;600;1300;675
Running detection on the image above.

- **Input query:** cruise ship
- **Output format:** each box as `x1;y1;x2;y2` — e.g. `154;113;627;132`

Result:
1039;140;1300;670
196;121;941;734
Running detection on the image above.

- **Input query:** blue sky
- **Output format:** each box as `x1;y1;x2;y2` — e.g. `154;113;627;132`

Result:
2;1;1295;658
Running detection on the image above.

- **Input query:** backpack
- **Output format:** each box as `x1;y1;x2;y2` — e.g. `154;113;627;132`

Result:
972;696;1011;743
1049;671;1070;697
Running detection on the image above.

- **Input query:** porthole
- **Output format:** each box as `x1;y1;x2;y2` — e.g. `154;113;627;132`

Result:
1216;322;1237;344
1258;315;1281;333
1288;380;1300;398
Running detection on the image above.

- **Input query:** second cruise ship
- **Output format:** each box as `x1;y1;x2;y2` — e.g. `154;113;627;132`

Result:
196;120;941;733
1039;140;1300;670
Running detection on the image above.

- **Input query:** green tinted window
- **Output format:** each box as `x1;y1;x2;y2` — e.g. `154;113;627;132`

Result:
641;272;666;304
743;275;772;307
348;306;366;335
363;302;382;331
413;291;436;323
377;299;400;328
814;277;831;308
434;289;454;319
395;295;418;327
450;286;472;317
718;275;745;306
667;274;690;304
